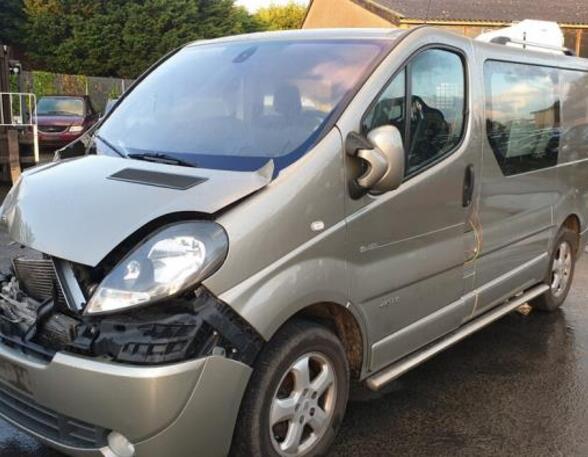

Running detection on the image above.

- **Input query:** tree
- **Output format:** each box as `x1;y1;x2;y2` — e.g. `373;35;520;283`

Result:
117;0;261;77
255;2;306;31
24;0;124;76
23;0;260;78
0;0;25;45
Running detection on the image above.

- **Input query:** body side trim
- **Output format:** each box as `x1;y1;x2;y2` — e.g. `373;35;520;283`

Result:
358;222;465;253
478;225;553;259
465;253;549;300
366;284;549;391
369;252;548;371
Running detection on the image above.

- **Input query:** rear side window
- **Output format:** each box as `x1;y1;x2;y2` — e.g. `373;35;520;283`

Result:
485;61;560;176
363;48;466;177
560;69;588;164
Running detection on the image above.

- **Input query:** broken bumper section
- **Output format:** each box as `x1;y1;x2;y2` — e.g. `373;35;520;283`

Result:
0;276;263;368
0;346;252;457
0;273;263;457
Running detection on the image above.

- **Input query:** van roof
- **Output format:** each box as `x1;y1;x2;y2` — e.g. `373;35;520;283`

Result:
188;26;588;70
187;28;408;47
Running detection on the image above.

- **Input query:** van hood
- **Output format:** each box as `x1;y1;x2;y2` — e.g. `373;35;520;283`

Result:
0;155;272;266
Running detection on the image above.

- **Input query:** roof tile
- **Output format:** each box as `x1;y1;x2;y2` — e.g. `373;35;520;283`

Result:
367;0;588;25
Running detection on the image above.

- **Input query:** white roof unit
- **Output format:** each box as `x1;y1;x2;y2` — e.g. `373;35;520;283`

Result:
476;20;573;56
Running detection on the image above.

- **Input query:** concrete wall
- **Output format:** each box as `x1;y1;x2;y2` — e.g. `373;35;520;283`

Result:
303;0;393;28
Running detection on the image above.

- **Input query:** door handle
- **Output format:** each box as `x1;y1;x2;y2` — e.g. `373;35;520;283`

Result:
463;165;475;208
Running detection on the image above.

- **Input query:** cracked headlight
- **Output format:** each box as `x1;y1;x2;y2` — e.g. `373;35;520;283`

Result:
85;221;228;315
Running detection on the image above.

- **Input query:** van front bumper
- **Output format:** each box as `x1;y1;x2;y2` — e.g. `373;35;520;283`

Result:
0;343;251;457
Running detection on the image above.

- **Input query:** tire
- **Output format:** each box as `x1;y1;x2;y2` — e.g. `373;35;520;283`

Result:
230;319;350;457
531;227;578;312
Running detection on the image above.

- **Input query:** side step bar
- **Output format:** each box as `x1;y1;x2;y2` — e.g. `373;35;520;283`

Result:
366;284;549;391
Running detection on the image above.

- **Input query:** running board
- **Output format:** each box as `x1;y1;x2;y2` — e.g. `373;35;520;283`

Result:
365;284;549;391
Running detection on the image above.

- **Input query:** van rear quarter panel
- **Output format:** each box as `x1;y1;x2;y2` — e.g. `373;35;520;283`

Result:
554;68;588;241
472;43;588;314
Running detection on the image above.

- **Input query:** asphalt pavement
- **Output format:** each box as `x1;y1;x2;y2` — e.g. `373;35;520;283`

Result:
0;249;587;456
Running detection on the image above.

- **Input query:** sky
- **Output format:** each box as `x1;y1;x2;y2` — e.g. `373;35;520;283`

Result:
236;0;310;12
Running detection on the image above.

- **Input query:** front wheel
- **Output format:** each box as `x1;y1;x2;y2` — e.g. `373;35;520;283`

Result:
531;227;578;312
231;320;349;457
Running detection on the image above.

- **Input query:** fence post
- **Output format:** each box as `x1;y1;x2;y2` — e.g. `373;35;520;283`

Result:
0;46;11;125
7;129;20;183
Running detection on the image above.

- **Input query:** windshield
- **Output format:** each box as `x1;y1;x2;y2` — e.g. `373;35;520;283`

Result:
98;39;393;172
37;97;84;117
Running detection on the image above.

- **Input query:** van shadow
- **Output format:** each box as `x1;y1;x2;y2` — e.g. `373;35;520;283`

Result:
329;306;588;457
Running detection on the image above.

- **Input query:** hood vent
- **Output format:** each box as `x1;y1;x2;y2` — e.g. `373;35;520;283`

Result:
108;168;207;190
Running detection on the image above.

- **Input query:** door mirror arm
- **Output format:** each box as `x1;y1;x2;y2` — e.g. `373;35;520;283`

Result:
346;126;405;199
346;132;373;199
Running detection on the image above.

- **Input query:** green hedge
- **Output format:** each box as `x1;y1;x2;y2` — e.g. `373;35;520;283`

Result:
30;71;88;98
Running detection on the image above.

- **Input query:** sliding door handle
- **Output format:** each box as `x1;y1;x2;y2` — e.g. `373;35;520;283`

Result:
463;164;475;208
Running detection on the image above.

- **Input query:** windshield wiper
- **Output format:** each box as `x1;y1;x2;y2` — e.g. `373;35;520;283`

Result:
127;152;197;168
95;135;125;158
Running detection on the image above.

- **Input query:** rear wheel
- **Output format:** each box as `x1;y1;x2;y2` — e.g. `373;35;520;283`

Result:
231;320;349;457
531;228;577;311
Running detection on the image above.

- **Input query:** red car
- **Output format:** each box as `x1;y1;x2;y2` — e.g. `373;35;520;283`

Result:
36;96;99;150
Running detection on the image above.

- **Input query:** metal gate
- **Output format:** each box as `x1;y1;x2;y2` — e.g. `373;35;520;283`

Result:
0;92;39;164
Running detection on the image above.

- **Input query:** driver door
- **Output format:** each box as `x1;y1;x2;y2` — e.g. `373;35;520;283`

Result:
343;46;479;373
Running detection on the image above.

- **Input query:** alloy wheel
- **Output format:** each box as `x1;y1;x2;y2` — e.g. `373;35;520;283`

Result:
270;352;337;456
551;240;573;298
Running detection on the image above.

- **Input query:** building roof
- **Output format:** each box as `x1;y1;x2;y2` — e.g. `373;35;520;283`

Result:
356;0;588;25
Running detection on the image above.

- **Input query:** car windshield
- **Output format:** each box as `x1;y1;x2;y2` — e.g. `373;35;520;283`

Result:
37;98;84;117
97;38;395;172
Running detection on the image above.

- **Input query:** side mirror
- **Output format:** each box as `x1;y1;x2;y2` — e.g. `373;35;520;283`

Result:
346;125;405;197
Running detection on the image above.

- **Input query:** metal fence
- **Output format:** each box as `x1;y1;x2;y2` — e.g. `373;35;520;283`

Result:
19;72;134;114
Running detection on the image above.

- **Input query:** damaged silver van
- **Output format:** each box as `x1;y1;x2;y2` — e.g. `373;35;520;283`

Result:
0;26;587;457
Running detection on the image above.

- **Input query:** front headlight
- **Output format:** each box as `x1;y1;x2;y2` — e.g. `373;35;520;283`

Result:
85;221;228;315
69;125;84;133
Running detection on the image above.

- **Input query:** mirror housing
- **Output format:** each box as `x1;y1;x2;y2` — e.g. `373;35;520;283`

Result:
348;125;405;196
54;123;100;160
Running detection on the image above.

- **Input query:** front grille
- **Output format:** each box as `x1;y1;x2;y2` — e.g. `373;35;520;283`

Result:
39;126;67;133
12;257;66;306
0;382;109;449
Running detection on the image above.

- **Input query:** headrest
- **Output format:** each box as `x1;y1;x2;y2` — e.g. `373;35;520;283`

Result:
274;84;302;117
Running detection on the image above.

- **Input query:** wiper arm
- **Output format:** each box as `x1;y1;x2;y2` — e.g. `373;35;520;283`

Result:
127;152;197;168
95;135;125;158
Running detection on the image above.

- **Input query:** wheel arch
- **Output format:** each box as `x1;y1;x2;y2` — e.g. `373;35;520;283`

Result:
274;302;369;380
561;213;581;252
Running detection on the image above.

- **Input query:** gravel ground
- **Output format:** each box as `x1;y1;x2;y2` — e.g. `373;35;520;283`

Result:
0;236;587;456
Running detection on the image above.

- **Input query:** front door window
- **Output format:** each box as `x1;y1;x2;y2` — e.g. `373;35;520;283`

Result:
363;48;466;177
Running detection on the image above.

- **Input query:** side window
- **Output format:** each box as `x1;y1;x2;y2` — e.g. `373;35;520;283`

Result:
557;69;588;164
362;68;406;138
485;61;560;176
408;50;465;175
363;49;466;177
